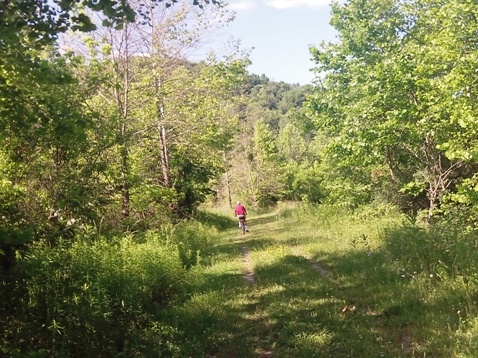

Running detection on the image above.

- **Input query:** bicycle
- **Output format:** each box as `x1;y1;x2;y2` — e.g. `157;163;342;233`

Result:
238;216;247;234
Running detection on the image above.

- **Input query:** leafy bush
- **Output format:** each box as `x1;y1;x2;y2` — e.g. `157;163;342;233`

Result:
171;220;217;268
8;232;185;357
0;179;34;269
385;210;478;278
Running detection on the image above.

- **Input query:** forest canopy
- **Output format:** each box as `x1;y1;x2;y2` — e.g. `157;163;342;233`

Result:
3;0;478;264
305;0;478;222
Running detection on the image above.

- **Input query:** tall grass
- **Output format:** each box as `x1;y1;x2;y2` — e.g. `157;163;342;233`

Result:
6;234;182;357
1;219;218;357
4;203;478;357
157;203;478;357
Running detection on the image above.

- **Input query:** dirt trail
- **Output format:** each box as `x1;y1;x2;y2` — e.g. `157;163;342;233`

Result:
216;211;418;357
241;244;255;284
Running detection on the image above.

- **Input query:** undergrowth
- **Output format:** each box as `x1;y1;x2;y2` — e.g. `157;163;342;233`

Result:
3;203;478;357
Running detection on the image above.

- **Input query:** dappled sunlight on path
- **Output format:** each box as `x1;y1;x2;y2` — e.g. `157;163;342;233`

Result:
177;206;427;357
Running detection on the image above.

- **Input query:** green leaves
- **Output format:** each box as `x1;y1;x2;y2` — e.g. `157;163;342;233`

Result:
306;0;478;215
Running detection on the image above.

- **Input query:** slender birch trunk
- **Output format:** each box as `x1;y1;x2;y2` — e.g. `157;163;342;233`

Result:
156;76;171;188
113;23;131;218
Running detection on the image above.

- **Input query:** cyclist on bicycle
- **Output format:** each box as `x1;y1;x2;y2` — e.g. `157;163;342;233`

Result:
234;201;248;231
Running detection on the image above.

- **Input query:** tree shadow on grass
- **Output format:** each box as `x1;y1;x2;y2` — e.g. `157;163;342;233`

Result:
195;210;237;231
241;237;279;251
195;210;279;234
247;252;432;357
247;214;279;227
200;239;243;264
179;248;454;357
165;219;468;357
161;272;263;357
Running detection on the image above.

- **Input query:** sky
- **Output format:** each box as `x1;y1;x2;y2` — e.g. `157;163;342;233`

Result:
217;0;339;85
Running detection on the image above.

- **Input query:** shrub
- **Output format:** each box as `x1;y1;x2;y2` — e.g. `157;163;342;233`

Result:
10;232;185;357
171;220;217;268
385;211;478;278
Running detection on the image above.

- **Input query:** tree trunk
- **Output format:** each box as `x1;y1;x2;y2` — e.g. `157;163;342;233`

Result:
158;123;171;187
156;76;171;188
386;146;398;183
223;152;232;207
114;23;131;218
427;186;436;225
120;123;130;218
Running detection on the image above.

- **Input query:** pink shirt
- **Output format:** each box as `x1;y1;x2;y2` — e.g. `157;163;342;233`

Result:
234;205;247;216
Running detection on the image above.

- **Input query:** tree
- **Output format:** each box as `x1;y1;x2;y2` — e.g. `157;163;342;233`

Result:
277;123;325;203
0;0;228;266
75;0;245;222
248;119;284;207
0;0;223;141
217;74;314;209
0;48;100;275
306;0;478;217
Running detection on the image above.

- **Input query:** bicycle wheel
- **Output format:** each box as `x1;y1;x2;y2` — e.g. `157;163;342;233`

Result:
240;220;246;234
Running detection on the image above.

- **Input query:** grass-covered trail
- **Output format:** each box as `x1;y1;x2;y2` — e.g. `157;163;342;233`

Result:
7;204;478;357
161;205;449;357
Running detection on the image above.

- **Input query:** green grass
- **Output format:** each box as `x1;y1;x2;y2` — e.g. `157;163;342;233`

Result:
7;203;478;357
159;203;478;357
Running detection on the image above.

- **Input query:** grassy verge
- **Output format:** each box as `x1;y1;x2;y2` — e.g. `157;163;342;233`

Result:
161;203;478;357
5;203;478;357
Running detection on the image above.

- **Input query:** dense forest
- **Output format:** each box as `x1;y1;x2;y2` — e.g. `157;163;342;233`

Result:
3;0;478;356
0;0;315;268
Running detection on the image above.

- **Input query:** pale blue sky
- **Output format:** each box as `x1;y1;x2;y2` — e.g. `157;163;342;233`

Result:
222;0;338;85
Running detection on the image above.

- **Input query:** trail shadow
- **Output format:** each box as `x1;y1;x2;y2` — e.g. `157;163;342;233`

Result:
247;251;431;357
247;213;279;227
195;210;237;230
197;210;279;234
165;211;464;357
186;246;447;356
241;237;278;251
200;239;244;266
